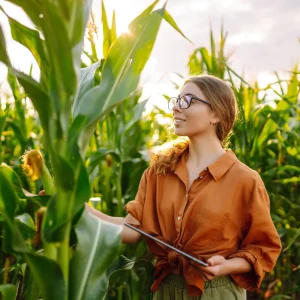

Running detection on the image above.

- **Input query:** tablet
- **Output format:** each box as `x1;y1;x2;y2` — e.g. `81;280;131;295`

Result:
124;222;208;267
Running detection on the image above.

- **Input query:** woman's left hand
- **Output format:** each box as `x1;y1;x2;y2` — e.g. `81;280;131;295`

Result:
191;255;230;281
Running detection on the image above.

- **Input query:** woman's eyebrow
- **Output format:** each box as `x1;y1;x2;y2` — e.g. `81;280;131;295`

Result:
178;93;197;97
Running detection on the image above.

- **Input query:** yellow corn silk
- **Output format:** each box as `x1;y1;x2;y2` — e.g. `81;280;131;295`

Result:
20;149;54;195
21;150;43;181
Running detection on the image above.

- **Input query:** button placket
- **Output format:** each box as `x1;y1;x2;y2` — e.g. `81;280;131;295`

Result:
176;192;188;229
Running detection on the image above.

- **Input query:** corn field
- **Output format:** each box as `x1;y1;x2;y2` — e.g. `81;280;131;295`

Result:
0;1;299;300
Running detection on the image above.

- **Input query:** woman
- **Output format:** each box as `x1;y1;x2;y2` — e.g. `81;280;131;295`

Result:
86;74;282;299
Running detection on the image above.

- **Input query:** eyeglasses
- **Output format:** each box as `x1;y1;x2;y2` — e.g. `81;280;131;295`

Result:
168;94;212;110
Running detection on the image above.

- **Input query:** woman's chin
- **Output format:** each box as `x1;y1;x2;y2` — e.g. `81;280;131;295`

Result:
174;128;187;136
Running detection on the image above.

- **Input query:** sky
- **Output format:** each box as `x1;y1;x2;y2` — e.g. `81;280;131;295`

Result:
0;0;299;108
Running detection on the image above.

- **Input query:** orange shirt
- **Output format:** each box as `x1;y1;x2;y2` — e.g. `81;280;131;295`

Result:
124;150;282;296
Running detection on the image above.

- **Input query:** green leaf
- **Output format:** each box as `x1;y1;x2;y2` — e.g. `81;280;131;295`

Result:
15;213;36;240
20;265;41;300
6;15;47;69
123;99;148;133
10;69;51;137
285;65;299;104
0;111;8;164
69;210;122;300
6;0;42;28
0;167;28;253
0;24;11;66
88;148;120;175
163;10;192;44
43;157;90;242
51;155;75;191
102;0;110;58
72;1;165;156
111;10;117;45
107;255;154;299
274;177;300;184
40;1;77;102
199;47;212;70
5;13;49;91
73;61;101;109
210;28;217;72
8;0;76;113
24;254;66;300
67;0;93;72
0;284;17;300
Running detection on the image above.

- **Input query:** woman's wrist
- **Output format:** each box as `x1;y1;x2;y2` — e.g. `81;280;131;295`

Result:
224;257;252;275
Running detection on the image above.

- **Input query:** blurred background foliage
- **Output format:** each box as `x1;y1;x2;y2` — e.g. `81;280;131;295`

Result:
0;1;299;299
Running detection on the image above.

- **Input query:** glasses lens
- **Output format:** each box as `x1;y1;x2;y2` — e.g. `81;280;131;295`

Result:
180;95;191;109
168;97;177;110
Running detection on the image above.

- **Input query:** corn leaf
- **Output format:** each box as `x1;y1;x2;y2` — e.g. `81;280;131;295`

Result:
123;99;148;133
0;165;66;299
0;285;17;300
10;69;51;139
111;10;117;45
19;266;41;300
0;168;28;253
102;0;110;58
72;1;165;156
4;14;49;91
74;61;101;107
39;1;76;103
5;14;46;69
69;210;122;300
24;254;66;300
6;0;42;28
284;228;300;251
163;9;192;44
0;114;6;164
107;255;154;299
43;157;90;242
0;24;11;66
15;213;36;241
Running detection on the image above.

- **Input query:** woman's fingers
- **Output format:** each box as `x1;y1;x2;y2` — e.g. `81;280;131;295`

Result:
207;255;225;266
190;262;220;281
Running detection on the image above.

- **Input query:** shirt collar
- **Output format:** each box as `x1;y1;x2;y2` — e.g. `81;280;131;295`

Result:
174;149;238;182
208;150;238;181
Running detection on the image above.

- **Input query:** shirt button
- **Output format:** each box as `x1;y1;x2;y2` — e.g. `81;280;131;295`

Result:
177;216;181;221
186;194;188;198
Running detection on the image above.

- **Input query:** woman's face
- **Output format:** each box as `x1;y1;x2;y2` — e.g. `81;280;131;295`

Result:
172;82;219;138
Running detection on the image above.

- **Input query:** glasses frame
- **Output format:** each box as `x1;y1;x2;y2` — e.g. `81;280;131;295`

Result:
168;94;212;110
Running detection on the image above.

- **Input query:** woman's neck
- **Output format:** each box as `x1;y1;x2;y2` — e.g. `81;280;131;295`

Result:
186;134;226;168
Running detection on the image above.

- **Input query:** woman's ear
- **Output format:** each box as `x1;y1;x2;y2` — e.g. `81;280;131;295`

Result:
210;114;220;125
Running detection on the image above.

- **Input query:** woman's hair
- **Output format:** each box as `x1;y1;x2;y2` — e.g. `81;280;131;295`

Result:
151;74;238;175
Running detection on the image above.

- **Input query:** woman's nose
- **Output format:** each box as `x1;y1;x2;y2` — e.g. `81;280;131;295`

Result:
172;100;181;112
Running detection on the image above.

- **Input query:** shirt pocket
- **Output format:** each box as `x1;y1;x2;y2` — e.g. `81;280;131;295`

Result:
183;204;229;249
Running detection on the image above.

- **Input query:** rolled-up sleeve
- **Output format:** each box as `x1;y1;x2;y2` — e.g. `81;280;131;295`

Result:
124;167;149;225
229;179;282;290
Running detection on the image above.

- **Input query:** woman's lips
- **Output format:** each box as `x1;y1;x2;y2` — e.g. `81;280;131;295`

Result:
174;118;186;125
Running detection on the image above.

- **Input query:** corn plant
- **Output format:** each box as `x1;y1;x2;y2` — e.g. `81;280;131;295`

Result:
0;0;188;298
77;5;184;298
